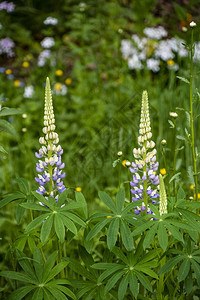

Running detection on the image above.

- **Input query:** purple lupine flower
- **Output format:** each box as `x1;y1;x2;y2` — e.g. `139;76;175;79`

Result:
35;77;66;200
129;91;159;215
0;38;15;57
0;1;15;12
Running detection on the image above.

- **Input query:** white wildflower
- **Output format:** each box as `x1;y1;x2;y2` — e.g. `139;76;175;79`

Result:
41;37;55;49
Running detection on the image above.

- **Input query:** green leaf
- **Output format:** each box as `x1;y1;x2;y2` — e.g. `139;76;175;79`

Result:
16;178;29;195
0;145;7;154
9;285;35;300
116;188;125;214
122;200;143;215
48;284;76;300
31;192;53;209
56;189;69;207
0;271;34;284
169;172;181;183
143;223;158;250
135;271;152;292
178;259;190;282
184;272;193;295
62;211;86;227
165;223;183;242
191;260;200;286
54;214;65;242
0;107;22;117
177;76;190;84
45;286;68;300
98;191;117;213
42;251;58;282
59;213;77;235
20;203;50;212
75;191;88;219
129;272;138;298
33;248;43;283
104;270;125;293
32;287;44;300
44;261;68;283
16;250;38;282
111;247;129;264
120;220;134;251
97;264;124;283
177;187;185;199
132;221;152;236
59;201;85;211
25;213;50;233
159;256;183;275
0;119;17;137
41;214;54;243
0;192;26;209
118;273;129;300
86;218;111;241
107;217;119;250
135;266;158;279
158;223;168;251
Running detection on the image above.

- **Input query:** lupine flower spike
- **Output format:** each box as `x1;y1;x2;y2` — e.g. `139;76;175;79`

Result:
159;174;167;215
130;90;159;215
35;77;66;202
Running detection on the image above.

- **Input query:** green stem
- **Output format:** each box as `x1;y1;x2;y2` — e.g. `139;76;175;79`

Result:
172;120;177;195
190;29;198;202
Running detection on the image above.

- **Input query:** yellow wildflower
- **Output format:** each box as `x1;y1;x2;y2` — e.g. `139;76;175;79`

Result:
22;61;29;68
122;160;127;167
56;70;63;76
75;187;82;192
160;168;166;175
107;216;112;218
5;69;12;75
14;80;20;87
190;185;194;190
167;60;175;66
194;193;200;199
54;83;62;90
65;78;72;85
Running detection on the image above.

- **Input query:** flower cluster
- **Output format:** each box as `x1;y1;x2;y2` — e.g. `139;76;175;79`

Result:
159;174;167;215
38;50;51;67
44;17;58;26
130;90;159;215
35;77;66;200
0;1;15;12
41;37;55;49
0;37;15;57
120;25;199;73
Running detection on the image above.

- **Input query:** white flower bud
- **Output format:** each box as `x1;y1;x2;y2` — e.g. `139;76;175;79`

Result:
190;21;196;28
43;127;48;134
39;137;45;144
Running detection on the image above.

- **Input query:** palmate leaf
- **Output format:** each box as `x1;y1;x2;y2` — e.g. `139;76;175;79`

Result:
107;217;120;250
9;285;35;300
116;188;125;214
178;259;190;282
40;214;54;243
104;270;125;294
96;264;125;283
120;220;134;251
59;213;77;235
158;223;168;251
98;191;117;213
0;271;35;284
86;218;111;241
20;203;50;212
42;252;58;282
32;288;44;300
159;256;184;275
0;119;17;137
0;107;22;117
0;192;26;209
118;273;129;300
44;261;68;283
62;211;86;227
129;272;138;298
191;259;200;286
54;214;65;242
75;191;88;219
47;283;76;300
25;213;51;233
143;223;159;249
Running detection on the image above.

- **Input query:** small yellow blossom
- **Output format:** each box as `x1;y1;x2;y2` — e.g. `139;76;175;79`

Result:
65;78;72;85
75;187;82;192
194;193;200;199
107;216;112;218
122;160;127;167
167;60;175;66
54;83;62;90
190;185;194;190
5;69;12;75
22;61;29;68
56;70;63;76
160;168;166;175
14;80;20;87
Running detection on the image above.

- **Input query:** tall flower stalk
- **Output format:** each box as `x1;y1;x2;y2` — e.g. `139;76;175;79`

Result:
130;91;159;215
35;77;66;200
159;174;167;215
189;21;198;202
